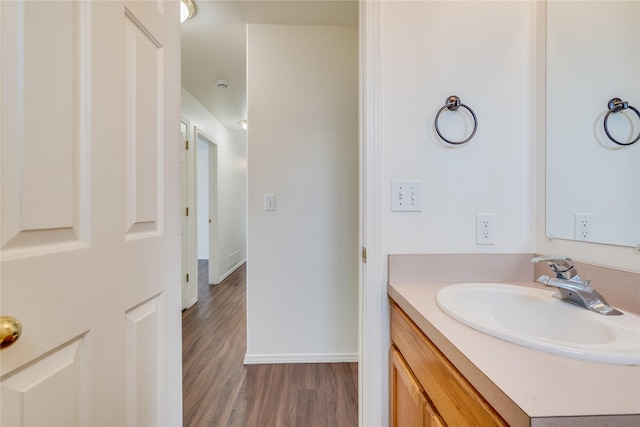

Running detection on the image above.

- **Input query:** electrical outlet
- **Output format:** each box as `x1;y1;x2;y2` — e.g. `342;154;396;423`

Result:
391;181;422;212
574;213;592;241
476;214;495;245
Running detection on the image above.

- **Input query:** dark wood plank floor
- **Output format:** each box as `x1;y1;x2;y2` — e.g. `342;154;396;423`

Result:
182;261;358;426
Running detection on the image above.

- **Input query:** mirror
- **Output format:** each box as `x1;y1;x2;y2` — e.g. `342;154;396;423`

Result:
546;0;640;248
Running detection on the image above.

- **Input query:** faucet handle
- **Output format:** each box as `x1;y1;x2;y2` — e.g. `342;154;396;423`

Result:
531;255;577;280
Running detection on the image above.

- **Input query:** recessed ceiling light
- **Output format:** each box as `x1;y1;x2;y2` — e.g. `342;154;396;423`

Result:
216;80;230;89
180;0;195;23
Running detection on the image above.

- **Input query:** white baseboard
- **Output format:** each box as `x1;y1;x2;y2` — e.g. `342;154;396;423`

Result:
243;352;358;365
214;258;246;284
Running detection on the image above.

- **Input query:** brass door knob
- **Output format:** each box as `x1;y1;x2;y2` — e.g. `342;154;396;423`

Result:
1;316;22;349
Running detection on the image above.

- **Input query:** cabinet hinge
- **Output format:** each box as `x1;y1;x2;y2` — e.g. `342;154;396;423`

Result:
186;207;189;216
362;246;367;264
186;273;190;283
185;140;189;150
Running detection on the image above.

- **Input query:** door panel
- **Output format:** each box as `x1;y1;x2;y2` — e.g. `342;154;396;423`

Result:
125;296;161;426
1;338;87;426
1;1;182;425
124;10;162;237
1;0;88;253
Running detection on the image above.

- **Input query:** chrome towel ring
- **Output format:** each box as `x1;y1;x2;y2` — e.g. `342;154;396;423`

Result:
603;98;640;146
435;95;478;145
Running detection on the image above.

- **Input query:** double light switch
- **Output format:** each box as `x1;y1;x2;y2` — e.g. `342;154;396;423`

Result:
391;181;422;212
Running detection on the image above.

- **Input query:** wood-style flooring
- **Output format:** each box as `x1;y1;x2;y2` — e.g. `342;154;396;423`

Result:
182;261;358;426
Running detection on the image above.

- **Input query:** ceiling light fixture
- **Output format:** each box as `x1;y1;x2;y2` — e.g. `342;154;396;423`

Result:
216;80;230;89
239;120;248;130
180;0;195;23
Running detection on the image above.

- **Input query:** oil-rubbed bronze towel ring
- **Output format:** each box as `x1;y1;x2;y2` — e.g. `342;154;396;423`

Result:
603;98;640;146
435;95;478;145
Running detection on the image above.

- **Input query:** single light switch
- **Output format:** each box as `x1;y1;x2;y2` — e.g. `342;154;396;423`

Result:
264;194;276;211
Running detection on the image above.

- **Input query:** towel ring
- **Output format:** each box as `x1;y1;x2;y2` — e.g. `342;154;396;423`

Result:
603;98;640;146
435;96;478;145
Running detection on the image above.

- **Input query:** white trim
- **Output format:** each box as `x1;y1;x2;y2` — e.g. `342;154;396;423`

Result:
214;258;246;284
181;116;199;310
360;1;386;427
243;353;359;365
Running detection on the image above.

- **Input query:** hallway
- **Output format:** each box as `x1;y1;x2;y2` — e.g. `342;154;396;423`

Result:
182;262;358;426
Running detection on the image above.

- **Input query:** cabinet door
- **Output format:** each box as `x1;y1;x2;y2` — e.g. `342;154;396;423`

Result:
390;346;444;427
391;303;507;426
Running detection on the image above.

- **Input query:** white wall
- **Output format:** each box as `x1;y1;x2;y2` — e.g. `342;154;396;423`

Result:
381;1;537;255
246;24;358;362
181;88;248;282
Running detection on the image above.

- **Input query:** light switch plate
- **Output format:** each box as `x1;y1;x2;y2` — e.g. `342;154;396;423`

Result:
264;194;276;211
391;181;422;212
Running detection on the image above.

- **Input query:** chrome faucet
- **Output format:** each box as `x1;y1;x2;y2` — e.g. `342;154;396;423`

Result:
531;255;623;316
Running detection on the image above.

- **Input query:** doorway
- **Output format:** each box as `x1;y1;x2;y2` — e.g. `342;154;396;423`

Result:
179;1;360;423
195;128;218;285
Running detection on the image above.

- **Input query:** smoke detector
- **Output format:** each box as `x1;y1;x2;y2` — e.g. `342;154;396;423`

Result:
216;80;229;89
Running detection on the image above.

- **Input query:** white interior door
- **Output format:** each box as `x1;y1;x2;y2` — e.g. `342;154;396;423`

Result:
0;1;182;425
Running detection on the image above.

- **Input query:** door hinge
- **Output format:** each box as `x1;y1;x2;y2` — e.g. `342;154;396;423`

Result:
186;207;189;216
185;140;189;150
362;246;367;264
186;273;190;283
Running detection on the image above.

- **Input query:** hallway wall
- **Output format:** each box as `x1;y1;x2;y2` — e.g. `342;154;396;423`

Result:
245;24;358;362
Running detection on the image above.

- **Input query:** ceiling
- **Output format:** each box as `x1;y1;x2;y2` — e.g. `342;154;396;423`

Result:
180;0;358;130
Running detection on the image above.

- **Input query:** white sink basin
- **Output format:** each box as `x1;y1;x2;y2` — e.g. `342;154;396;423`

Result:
436;283;640;365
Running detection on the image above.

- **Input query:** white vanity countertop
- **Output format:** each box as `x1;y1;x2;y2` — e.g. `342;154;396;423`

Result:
388;281;640;426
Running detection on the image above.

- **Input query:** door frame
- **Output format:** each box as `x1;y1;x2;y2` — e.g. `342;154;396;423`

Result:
181;117;198;309
359;1;385;426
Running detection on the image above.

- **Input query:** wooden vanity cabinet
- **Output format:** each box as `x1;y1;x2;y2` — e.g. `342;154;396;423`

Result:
391;346;444;426
390;301;507;427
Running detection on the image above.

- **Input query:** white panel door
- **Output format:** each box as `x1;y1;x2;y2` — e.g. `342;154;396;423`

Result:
0;1;182;425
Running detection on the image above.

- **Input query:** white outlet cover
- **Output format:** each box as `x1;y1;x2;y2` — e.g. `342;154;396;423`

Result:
391;181;422;212
476;213;495;245
574;213;592;241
